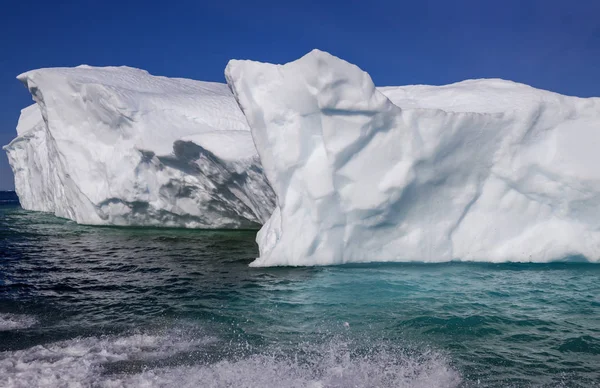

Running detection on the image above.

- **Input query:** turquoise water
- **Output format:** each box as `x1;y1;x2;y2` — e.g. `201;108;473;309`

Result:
1;198;599;387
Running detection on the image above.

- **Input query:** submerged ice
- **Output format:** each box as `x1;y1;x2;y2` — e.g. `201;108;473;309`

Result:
226;49;600;266
4;66;275;228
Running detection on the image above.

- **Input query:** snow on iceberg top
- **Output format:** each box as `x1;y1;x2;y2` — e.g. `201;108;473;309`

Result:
379;78;600;114
17;65;250;155
17;65;231;98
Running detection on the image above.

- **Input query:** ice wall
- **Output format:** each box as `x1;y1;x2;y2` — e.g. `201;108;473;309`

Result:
226;49;600;266
4;66;275;228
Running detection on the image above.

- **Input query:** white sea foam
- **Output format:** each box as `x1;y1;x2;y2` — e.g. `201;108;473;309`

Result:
0;332;460;388
0;314;37;331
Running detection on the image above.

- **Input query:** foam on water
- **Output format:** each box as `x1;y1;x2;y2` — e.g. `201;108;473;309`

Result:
0;314;37;331
0;332;460;388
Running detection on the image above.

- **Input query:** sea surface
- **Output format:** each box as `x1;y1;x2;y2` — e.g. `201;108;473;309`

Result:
1;192;599;387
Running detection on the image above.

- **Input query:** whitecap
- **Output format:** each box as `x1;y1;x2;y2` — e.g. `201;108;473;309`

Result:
0;314;37;331
0;331;461;388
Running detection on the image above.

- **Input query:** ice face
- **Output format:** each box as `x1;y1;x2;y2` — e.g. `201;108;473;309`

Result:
5;105;55;213
4;66;275;228
226;49;600;266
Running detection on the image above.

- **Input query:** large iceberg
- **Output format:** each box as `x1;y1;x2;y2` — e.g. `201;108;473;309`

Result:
4;66;275;228
226;49;600;266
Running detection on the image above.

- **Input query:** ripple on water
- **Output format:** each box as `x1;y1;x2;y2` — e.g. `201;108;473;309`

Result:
2;205;600;386
557;336;600;355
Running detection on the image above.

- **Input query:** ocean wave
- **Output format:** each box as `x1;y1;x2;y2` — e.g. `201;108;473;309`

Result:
0;314;37;331
0;331;460;388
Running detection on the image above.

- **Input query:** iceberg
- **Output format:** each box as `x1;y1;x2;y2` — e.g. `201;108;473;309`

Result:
4;66;275;228
226;49;600;266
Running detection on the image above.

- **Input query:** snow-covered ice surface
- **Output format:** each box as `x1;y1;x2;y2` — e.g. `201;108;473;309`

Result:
226;49;600;266
4;66;275;228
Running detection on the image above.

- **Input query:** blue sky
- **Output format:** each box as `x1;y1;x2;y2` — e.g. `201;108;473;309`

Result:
1;0;599;190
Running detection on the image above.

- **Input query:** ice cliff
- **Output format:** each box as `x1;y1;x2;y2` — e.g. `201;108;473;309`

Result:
4;66;275;228
226;50;600;266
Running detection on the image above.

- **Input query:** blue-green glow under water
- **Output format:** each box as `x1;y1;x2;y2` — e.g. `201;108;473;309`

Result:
1;198;599;387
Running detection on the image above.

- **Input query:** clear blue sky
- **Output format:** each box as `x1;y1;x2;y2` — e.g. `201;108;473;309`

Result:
1;0;599;190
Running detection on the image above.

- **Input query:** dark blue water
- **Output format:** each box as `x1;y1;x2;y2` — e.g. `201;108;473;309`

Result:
1;195;599;387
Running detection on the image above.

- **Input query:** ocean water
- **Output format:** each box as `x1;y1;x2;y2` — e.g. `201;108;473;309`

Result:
1;195;599;387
